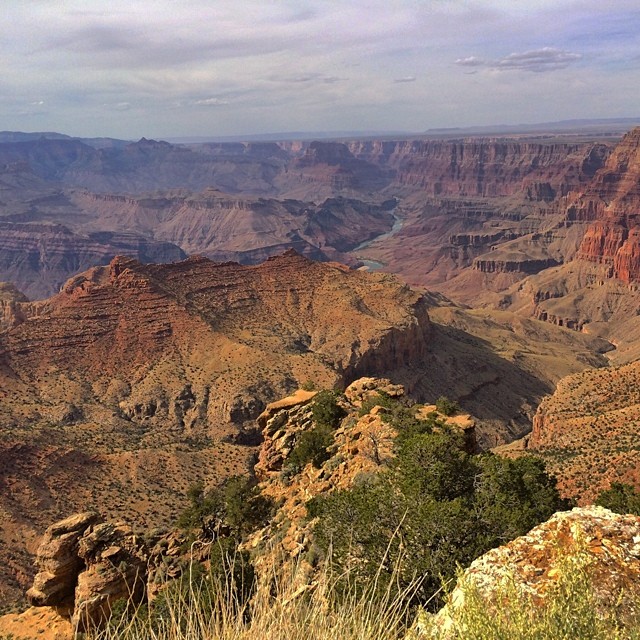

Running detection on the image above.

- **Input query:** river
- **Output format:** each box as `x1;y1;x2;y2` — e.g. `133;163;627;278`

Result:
352;210;403;271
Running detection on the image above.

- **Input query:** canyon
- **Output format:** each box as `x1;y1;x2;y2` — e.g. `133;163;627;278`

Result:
2;124;640;621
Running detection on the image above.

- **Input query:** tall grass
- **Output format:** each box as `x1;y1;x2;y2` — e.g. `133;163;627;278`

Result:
92;554;416;640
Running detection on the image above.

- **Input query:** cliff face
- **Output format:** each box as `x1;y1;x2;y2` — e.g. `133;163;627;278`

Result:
348;139;608;199
0;221;186;300
70;190;395;265
572;128;640;282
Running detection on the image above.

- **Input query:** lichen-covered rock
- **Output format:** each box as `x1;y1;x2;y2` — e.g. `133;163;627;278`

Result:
416;506;640;638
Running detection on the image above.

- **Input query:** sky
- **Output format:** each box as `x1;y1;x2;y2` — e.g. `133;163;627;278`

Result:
2;0;640;139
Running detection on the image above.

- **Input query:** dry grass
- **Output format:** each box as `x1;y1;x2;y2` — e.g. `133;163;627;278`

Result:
92;555;417;640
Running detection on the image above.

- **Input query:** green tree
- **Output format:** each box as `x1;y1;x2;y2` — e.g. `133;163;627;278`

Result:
312;389;346;428
307;429;567;608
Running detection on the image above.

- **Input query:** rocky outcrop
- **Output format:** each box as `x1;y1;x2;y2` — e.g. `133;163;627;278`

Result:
418;507;640;637
26;513;149;633
26;512;100;608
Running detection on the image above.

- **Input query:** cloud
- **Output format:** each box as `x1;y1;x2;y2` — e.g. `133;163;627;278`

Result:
455;56;486;67
394;76;416;83
495;47;582;71
194;98;229;107
456;47;582;73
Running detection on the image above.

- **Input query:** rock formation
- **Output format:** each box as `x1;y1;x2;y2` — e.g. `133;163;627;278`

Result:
0;252;432;607
24;512;148;633
571;128;640;282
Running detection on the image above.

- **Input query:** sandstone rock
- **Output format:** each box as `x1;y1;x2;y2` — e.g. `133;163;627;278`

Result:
257;389;317;430
344;377;404;406
248;379;427;586
26;513;149;633
0;281;29;330
0;606;72;640
26;512;99;607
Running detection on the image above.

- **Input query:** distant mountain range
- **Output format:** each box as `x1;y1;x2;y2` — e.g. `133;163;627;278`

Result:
3;116;640;146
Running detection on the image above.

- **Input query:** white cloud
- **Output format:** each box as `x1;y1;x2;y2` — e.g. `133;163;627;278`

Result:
456;47;582;73
455;56;486;67
194;98;229;107
0;1;637;137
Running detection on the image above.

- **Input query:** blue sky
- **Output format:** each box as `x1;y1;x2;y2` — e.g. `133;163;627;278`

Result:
2;0;639;138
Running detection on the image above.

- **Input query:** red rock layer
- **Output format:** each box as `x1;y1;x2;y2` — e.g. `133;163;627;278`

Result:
573;128;640;282
0;251;431;396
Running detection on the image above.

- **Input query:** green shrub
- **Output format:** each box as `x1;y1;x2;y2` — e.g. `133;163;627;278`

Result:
287;424;334;471
596;482;640;516
312;389;346;428
307;429;567;608
177;477;273;537
358;391;396;416
435;396;460;417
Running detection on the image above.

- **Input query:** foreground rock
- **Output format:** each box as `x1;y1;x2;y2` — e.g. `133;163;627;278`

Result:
415;506;640;637
26;513;148;633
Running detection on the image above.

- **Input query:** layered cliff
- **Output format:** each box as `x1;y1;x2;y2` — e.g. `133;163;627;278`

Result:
69;190;396;266
0;221;186;299
348;138;608;199
572;128;640;282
